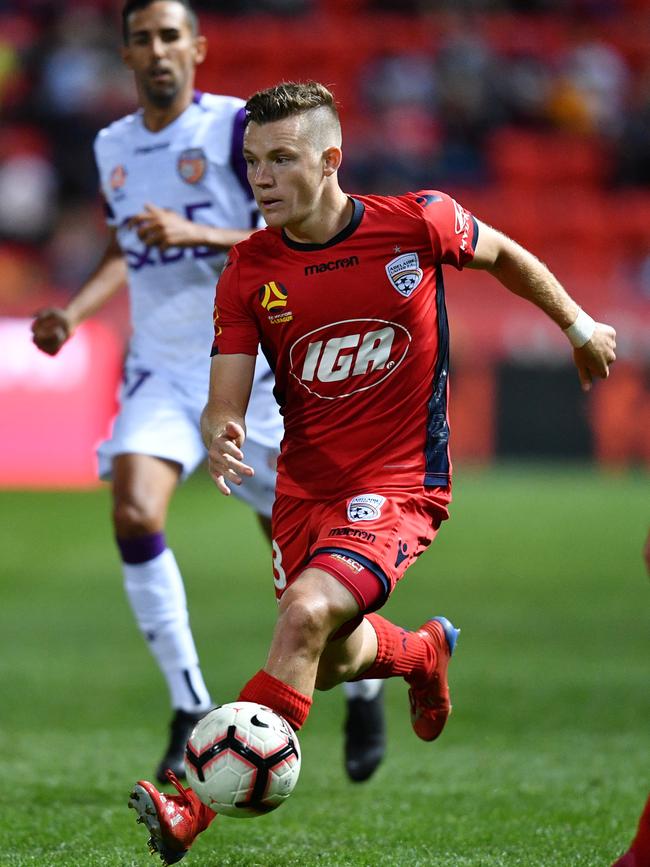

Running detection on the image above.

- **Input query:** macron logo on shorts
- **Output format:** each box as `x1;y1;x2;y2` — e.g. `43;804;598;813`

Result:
347;494;386;522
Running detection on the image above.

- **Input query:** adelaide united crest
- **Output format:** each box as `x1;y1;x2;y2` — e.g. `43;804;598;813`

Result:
178;148;207;184
385;251;423;298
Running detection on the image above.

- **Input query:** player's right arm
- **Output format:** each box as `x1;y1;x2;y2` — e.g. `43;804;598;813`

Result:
468;221;617;392
31;229;126;355
201;352;257;496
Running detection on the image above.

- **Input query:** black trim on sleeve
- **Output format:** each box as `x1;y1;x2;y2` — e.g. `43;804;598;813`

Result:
471;215;479;251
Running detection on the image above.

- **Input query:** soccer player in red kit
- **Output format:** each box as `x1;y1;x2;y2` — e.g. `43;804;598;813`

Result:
128;81;617;864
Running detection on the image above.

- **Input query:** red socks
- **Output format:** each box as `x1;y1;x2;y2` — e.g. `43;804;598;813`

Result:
356;613;435;686
184;672;311;826
238;670;312;731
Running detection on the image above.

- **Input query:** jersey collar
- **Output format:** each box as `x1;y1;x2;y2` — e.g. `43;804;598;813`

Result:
281;197;364;252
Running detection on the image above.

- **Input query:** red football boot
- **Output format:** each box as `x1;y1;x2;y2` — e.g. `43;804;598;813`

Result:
407;616;460;742
128;770;215;865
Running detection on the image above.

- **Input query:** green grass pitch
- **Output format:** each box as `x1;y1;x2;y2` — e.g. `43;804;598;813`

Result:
1;465;648;866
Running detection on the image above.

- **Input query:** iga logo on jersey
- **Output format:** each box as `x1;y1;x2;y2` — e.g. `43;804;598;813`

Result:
289;318;411;400
347;494;386;522
178;148;207;184
385;252;423;297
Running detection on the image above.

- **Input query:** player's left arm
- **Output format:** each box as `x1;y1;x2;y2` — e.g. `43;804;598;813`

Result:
467;220;617;392
129;203;255;251
201;352;257;496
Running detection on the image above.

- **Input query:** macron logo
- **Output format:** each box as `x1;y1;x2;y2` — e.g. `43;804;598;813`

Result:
304;256;359;277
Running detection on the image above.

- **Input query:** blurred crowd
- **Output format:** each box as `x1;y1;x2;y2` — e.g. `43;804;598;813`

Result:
1;0;650;313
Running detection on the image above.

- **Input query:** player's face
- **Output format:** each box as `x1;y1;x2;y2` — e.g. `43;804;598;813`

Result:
122;1;205;109
244;117;331;232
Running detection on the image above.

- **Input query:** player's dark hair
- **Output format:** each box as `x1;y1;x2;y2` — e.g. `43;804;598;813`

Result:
245;82;340;129
122;0;198;43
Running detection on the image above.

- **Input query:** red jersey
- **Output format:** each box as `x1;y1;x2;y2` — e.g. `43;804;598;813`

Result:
212;190;478;499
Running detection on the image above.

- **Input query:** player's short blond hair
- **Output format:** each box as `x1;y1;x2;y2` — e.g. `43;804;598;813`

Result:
245;82;341;146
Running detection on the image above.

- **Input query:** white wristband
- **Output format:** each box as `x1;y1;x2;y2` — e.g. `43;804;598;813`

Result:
564;309;595;348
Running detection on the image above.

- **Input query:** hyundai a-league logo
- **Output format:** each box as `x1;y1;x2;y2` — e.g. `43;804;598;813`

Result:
259;281;288;311
347;494;386;522
385;252;423;297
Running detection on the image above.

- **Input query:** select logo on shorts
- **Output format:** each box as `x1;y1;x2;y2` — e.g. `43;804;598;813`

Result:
331;553;364;574
385;252;423;298
347;494;386;523
289;318;411;400
110;165;127;190
178;148;206;184
259;281;293;324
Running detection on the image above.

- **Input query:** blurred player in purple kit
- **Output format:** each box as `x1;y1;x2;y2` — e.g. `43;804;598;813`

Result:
31;1;384;788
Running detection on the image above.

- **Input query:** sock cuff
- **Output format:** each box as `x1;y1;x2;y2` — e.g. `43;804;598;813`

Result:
238;670;312;732
117;532;166;564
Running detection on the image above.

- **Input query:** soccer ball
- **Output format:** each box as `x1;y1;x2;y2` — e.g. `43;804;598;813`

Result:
184;702;301;818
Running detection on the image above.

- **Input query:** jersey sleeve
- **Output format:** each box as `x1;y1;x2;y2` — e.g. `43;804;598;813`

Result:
411;190;478;270
211;246;260;357
93;132;118;228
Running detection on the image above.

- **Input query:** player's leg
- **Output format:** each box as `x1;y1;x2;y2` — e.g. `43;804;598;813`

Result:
98;364;213;783
234;438;386;781
124;564;350;863
237;566;362;729
319;609;460;743
237;555;457;746
306;488;459;742
341;679;385;782
112;453;213;781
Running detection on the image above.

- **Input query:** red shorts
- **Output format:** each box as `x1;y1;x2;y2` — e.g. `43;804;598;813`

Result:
270;486;450;612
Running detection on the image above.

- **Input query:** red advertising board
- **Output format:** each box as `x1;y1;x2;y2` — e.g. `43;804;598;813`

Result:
0;318;122;488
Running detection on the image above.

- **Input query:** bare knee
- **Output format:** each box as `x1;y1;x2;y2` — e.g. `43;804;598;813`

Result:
111;455;178;538
276;592;333;656
112;497;162;538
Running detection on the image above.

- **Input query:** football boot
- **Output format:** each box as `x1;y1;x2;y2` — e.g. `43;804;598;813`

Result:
156;709;207;784
408;616;460;742
128;770;215;865
344;684;386;782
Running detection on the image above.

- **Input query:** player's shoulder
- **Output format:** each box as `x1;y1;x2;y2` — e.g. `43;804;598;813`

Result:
223;228;280;273
94;111;141;151
359;190;450;219
193;91;246;123
237;227;279;257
